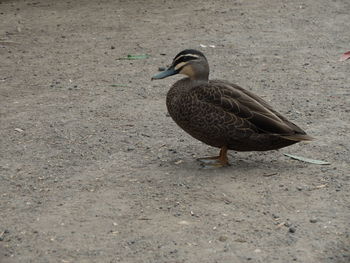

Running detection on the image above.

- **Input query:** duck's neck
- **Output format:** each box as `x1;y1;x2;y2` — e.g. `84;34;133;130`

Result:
188;61;209;82
190;78;209;86
190;69;209;84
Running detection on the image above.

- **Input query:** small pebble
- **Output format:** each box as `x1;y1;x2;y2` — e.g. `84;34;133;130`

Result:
310;218;318;223
289;227;296;233
111;45;115;49
218;235;228;242
272;214;279;219
158;67;166;71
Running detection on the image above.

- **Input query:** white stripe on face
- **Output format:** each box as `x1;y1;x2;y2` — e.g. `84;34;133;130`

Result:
174;61;188;70
173;54;200;70
173;54;200;63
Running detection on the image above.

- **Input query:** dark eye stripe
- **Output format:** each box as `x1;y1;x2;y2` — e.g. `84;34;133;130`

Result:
174;49;205;60
173;55;198;66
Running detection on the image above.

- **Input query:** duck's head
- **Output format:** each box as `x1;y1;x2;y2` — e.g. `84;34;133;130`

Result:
152;49;209;81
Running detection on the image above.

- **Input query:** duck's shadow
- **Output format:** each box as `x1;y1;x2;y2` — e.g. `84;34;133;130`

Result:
167;154;306;178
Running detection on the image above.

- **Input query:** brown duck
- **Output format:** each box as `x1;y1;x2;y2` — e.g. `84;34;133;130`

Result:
152;49;313;167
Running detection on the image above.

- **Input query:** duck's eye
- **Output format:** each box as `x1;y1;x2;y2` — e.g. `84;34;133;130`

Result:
173;54;200;64
173;54;200;70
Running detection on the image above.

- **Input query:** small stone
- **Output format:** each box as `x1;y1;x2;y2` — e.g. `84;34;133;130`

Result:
178;220;190;225
218;235;228;242
158;66;166;71
309;218;318;223
272;214;279;219
289;227;296;233
111;45;115;49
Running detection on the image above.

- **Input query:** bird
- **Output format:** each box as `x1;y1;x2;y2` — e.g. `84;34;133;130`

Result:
152;49;313;167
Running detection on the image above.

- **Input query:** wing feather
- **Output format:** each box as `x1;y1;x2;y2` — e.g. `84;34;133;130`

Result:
189;81;307;137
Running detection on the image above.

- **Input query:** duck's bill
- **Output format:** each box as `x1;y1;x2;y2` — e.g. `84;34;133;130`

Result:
151;67;177;80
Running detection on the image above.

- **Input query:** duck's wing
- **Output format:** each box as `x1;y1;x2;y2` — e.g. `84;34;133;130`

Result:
190;80;312;141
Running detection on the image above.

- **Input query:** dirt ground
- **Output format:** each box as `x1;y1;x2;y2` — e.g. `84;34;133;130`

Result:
1;0;349;262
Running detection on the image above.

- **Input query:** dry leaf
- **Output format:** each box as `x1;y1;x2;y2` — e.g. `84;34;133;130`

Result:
315;184;327;189
284;153;330;165
339;51;350;61
14;128;24;133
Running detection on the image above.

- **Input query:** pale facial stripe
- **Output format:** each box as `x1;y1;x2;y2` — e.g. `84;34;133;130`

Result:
173;54;200;63
173;54;200;70
174;62;188;70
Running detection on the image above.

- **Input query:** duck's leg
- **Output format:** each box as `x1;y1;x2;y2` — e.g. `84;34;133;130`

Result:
197;146;230;167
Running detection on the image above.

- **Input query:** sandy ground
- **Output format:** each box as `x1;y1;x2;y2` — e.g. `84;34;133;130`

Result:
1;0;350;262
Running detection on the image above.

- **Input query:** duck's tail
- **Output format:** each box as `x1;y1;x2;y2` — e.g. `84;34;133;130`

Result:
280;134;315;142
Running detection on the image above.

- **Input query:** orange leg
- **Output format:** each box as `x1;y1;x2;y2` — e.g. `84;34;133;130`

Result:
197;146;230;167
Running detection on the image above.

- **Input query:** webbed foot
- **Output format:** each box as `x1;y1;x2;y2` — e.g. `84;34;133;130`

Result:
197;146;230;168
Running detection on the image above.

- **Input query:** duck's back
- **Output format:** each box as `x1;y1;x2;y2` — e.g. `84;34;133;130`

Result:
166;78;311;151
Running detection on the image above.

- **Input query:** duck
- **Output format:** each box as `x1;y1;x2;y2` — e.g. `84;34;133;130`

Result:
152;49;313;167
